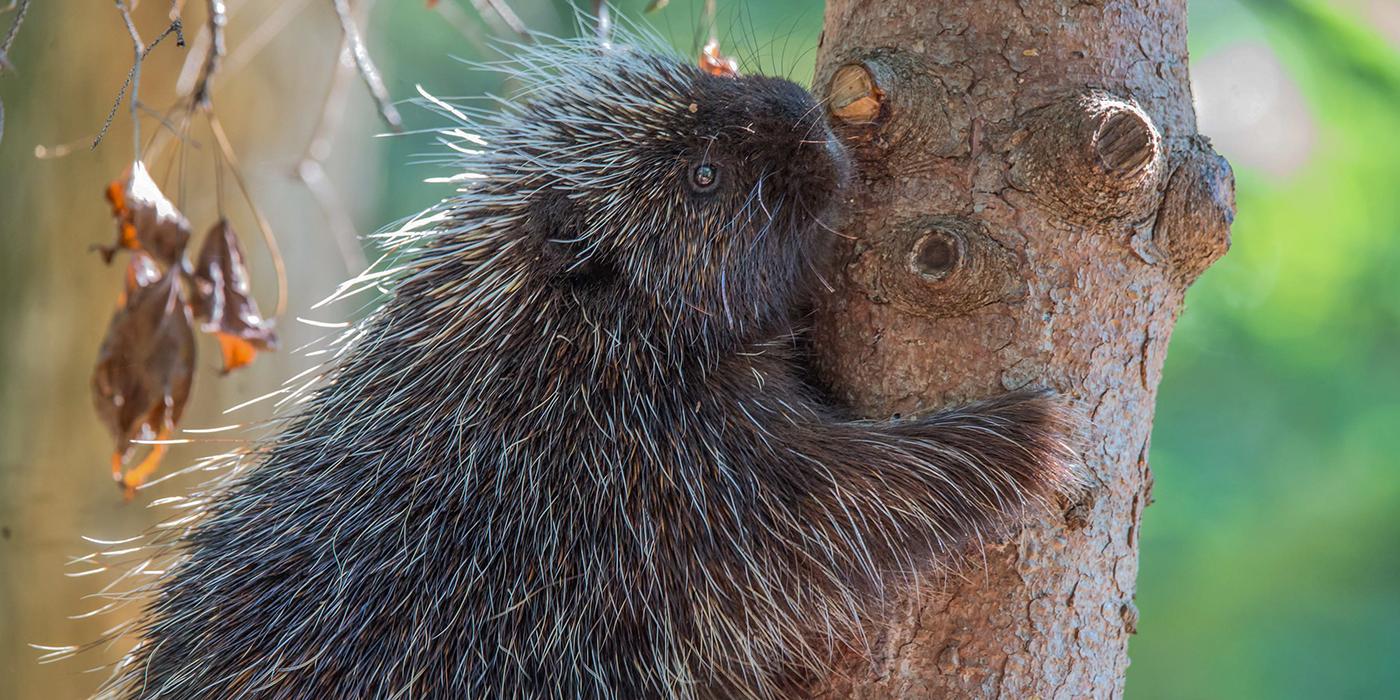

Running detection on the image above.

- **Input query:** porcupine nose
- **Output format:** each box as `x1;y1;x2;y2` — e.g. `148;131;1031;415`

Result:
792;94;852;193
800;111;852;202
753;76;852;202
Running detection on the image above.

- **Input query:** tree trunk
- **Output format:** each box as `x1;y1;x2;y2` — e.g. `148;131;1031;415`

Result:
808;1;1233;697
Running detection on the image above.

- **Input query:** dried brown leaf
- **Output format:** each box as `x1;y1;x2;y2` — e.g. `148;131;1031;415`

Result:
91;264;196;491
191;219;278;373
100;161;191;266
118;250;162;306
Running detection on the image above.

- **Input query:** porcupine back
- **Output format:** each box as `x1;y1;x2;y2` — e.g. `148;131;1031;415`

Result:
73;27;1078;700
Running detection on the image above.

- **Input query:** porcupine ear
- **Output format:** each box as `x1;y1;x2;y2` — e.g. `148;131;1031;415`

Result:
525;188;618;291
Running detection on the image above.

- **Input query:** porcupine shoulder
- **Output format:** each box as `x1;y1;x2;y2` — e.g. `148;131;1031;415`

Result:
97;32;1078;700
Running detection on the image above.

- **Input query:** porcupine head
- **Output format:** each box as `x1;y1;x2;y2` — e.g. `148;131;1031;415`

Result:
81;22;1080;700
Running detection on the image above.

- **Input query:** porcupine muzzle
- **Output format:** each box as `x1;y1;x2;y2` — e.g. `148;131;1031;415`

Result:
738;74;854;235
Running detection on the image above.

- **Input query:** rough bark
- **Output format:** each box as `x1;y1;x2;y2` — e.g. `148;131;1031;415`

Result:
808;1;1232;697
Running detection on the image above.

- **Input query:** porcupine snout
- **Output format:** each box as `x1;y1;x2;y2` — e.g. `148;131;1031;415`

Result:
825;129;852;190
779;85;850;190
785;81;852;195
754;76;853;223
798;110;852;238
809;117;853;202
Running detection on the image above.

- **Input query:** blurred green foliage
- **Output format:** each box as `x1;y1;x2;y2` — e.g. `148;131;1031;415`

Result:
1135;0;1400;697
368;1;1400;697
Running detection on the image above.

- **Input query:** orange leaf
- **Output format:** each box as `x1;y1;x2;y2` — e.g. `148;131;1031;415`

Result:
700;40;739;78
118;429;171;500
215;333;259;373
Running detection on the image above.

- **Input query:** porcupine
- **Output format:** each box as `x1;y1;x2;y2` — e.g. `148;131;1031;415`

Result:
94;31;1079;700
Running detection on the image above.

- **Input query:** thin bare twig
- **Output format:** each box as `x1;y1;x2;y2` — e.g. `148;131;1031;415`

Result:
169;0;186;46
192;0;227;107
174;0;234;95
174;0;310;98
478;0;530;40
295;32;367;274
330;0;402;132
116;2;145;156
138;98;199;171
689;0;719;58
220;0;310;78
454;0;533;43
705;0;718;46
139;102;193;146
175;9;213;95
34;137;87;160
0;0;19;144
93;5;184;152
0;0;29;72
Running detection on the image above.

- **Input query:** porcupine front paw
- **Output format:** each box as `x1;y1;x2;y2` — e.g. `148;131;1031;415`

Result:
878;388;1084;532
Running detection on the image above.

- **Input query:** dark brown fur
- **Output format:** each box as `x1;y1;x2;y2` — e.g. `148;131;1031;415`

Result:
93;37;1077;699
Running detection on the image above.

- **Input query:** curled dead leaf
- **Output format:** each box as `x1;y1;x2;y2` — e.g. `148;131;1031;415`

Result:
700;39;739;78
117;251;162;307
191;219;277;373
100;161;191;266
91;264;196;496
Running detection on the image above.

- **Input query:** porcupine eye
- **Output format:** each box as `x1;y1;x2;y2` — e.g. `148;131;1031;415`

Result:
688;162;720;194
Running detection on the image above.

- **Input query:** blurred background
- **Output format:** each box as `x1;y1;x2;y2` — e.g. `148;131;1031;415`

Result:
0;0;1395;697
